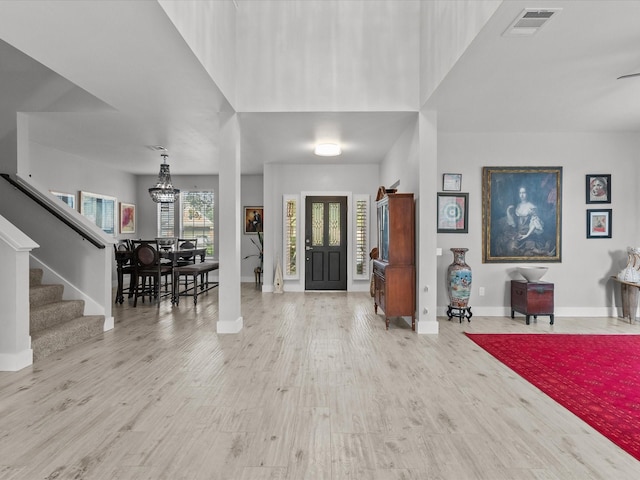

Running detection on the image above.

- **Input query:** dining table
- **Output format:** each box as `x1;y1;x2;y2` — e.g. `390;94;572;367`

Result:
114;246;208;304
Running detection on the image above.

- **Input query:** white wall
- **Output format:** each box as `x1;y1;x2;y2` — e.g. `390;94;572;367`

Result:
265;163;380;292
420;0;502;105
28;141;136;218
437;132;640;317
241;175;264;281
159;0;237;108
236;0;420;111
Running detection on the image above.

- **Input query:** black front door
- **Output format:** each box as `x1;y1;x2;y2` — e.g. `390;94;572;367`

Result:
305;196;347;290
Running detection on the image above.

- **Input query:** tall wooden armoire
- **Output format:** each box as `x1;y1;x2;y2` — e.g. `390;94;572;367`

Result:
372;192;416;330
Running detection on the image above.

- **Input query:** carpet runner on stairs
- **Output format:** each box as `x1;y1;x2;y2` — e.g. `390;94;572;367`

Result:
29;268;104;361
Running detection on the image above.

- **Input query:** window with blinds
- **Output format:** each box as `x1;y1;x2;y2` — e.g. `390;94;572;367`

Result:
354;195;369;279
283;195;298;279
157;191;215;256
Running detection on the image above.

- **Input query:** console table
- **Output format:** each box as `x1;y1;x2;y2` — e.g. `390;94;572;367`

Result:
611;276;639;322
510;280;554;325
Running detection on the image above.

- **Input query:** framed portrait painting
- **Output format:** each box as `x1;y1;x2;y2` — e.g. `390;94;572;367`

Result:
586;174;611;204
244;206;263;234
586;209;612;238
482;166;562;263
120;202;136;234
437;192;468;233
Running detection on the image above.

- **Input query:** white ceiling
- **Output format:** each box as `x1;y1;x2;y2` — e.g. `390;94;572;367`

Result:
1;1;639;177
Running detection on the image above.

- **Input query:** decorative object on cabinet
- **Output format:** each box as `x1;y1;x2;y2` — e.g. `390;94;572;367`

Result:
516;266;548;283
120;202;136;234
617;247;640;284
482;166;562;263
437;192;468;233
244;206;263;234
372;192;416;331
586;174;611;204
586;209;612;238
446;248;472;323
510;280;554;325
442;173;462;191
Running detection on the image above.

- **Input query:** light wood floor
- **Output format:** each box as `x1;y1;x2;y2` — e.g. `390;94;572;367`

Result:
1;285;639;479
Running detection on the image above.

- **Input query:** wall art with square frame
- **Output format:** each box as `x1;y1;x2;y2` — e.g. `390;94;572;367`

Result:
442;173;462;191
244;206;263;234
120;202;136;234
437;192;468;233
586;209;612;238
586;174;611;204
482;166;562;263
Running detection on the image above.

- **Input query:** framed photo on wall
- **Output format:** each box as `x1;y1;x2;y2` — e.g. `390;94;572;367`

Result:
120;202;136;234
79;191;117;236
244;206;263;234
50;191;75;209
586;174;611;204
482;166;562;263
586;209;612;238
442;173;462;191
437;192;468;233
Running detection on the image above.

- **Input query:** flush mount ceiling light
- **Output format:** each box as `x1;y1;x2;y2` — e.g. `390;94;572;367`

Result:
314;143;342;156
148;153;180;203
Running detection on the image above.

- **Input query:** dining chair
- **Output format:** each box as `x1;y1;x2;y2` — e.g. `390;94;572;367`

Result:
114;240;135;304
176;238;198;266
131;240;172;307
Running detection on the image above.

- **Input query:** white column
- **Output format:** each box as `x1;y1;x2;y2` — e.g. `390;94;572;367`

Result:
261;164;274;292
0;215;38;371
217;113;243;333
417;110;439;334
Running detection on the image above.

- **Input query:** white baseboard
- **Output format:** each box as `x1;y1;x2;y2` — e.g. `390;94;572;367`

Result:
0;349;33;371
436;305;626;318
217;316;243;333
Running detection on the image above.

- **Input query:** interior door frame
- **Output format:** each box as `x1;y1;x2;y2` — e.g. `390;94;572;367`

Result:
300;191;354;291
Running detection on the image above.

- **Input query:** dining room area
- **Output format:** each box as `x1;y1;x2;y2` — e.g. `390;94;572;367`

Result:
114;237;219;308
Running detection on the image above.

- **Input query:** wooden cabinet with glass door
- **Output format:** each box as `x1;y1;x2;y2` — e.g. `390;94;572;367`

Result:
373;191;416;330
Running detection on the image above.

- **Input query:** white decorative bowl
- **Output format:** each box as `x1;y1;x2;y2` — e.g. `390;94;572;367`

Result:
517;266;548;283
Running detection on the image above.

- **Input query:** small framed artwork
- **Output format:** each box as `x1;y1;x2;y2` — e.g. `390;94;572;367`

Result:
437;192;469;233
50;191;75;209
244;206;263;234
442;173;462;191
120;202;136;234
79;191;117;236
586;174;611;204
586;209;612;238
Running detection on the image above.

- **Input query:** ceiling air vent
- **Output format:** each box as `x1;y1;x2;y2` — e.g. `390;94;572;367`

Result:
503;8;562;37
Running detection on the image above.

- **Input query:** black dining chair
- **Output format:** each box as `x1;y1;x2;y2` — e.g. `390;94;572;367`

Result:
131;240;173;307
176;238;198;266
114;240;135;304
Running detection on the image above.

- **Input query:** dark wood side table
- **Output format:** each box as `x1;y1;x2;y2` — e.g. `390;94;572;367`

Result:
611;276;639;323
510;280;554;325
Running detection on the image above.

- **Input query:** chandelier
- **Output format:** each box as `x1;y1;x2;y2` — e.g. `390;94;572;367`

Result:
148;153;180;203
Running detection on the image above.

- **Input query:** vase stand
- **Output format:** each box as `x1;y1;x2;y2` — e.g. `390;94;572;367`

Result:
447;305;472;323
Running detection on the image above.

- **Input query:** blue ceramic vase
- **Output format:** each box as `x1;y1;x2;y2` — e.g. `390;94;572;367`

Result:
447;248;472;308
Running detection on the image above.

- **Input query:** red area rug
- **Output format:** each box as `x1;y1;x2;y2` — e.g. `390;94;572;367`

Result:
466;333;640;461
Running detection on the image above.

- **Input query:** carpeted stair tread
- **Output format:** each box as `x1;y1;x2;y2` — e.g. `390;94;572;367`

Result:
29;268;43;287
29;284;64;308
31;315;104;362
30;299;85;333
